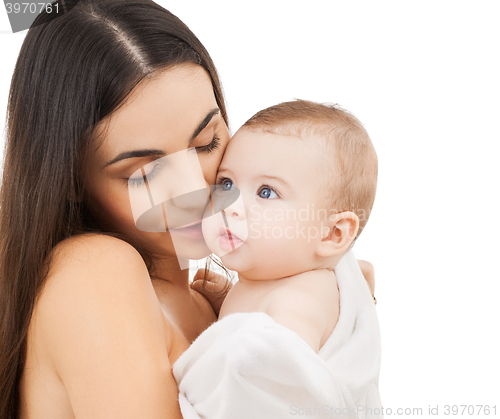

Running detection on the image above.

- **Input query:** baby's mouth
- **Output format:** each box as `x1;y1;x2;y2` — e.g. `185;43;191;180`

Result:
218;227;244;252
220;227;240;241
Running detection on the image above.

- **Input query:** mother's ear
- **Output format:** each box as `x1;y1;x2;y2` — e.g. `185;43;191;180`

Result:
315;211;359;258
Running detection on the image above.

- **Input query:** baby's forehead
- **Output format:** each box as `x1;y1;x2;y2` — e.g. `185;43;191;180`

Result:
226;126;324;162
231;124;323;146
230;125;331;161
223;125;332;185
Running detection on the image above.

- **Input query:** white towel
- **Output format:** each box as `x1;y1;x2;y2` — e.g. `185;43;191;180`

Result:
173;250;382;418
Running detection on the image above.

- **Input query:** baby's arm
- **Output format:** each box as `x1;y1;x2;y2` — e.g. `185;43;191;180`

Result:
358;259;375;296
265;287;327;353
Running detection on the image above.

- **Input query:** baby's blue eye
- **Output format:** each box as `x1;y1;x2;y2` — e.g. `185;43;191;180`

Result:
221;179;233;191
258;187;278;199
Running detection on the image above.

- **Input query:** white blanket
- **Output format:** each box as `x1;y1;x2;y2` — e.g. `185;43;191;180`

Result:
173;251;382;418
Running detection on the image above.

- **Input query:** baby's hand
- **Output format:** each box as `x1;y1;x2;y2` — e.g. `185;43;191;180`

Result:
190;269;232;317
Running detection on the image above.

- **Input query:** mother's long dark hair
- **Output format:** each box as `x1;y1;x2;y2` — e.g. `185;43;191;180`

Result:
0;0;227;416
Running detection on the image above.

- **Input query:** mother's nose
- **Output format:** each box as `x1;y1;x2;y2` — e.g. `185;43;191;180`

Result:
151;148;209;210
169;185;209;210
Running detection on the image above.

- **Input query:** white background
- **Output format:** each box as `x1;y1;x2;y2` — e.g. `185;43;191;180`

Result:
1;1;499;416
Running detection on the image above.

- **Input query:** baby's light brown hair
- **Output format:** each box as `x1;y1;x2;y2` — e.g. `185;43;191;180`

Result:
242;99;377;239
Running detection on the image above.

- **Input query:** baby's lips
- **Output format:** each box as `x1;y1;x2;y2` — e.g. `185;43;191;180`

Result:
220;226;248;244
219;227;239;242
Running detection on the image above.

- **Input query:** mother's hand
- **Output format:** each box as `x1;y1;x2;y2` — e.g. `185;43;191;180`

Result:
191;269;233;317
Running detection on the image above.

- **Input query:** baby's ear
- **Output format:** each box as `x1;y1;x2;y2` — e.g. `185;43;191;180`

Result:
315;211;359;258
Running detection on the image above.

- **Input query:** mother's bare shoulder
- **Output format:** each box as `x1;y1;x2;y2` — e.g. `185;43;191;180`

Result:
37;233;163;353
39;233;151;310
30;234;181;418
47;233;144;277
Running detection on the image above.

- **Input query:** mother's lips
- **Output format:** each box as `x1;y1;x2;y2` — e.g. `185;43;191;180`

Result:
170;221;204;239
174;220;203;229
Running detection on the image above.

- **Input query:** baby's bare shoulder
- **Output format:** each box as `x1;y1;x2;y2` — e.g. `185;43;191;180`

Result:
265;270;338;318
264;270;339;351
264;277;328;352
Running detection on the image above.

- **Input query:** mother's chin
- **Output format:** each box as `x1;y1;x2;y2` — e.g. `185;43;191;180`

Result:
169;236;211;267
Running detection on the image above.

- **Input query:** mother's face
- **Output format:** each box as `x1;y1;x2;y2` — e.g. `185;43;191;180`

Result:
83;63;230;263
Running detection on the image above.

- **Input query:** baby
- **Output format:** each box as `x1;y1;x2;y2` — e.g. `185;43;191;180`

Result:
198;99;378;353
176;99;382;418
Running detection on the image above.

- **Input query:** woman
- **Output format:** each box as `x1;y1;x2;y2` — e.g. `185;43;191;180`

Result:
0;1;375;417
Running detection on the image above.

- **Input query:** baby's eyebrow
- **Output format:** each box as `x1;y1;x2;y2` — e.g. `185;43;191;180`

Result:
216;167;232;176
258;175;291;188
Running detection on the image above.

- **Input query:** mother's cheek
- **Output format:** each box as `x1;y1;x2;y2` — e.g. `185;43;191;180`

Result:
96;192;135;232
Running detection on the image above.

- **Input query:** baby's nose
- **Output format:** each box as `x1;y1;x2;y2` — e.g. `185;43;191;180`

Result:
222;196;246;220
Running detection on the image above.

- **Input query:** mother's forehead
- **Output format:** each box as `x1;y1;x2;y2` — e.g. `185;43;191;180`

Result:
92;64;219;154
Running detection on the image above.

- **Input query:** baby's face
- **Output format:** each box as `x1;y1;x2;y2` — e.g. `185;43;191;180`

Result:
202;127;331;280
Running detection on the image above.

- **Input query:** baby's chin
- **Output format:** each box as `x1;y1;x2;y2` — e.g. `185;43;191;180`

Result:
218;246;248;272
219;254;278;281
224;253;314;281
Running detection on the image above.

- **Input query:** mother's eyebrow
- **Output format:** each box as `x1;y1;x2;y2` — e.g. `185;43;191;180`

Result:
189;108;220;142
104;108;220;167
104;149;165;168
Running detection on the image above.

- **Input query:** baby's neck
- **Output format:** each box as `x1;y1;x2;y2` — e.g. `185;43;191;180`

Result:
237;273;284;287
236;257;340;285
236;269;314;291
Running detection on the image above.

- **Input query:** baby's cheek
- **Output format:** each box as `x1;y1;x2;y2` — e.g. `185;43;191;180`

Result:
248;218;293;249
271;218;318;258
245;207;311;257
